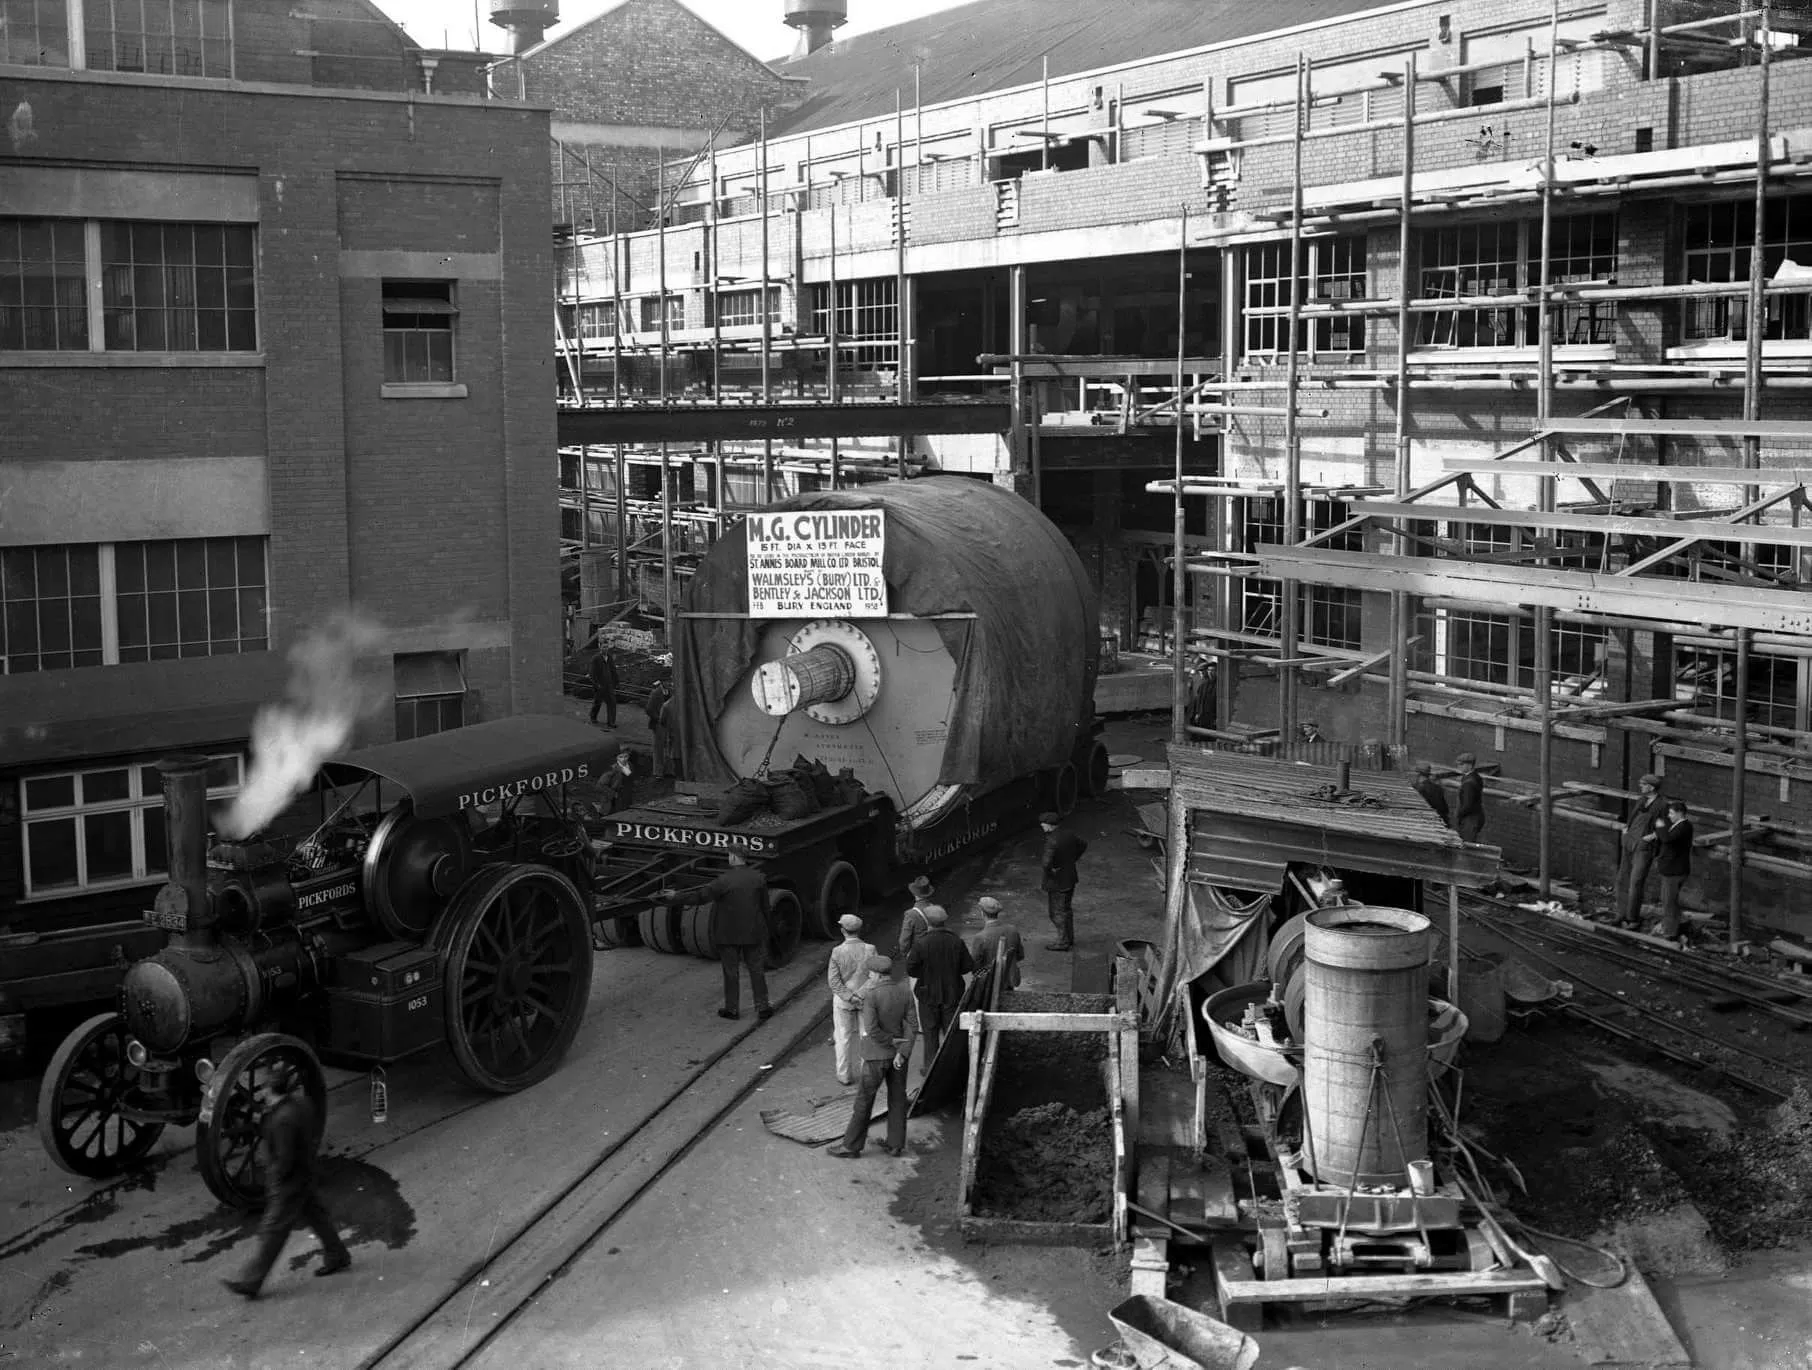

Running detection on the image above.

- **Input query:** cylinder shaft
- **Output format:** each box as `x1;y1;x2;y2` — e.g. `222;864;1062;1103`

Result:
750;643;856;716
1302;906;1430;1188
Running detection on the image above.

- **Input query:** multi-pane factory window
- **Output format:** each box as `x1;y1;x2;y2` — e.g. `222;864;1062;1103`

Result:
1238;498;1286;637
381;280;455;383
1682;194;1812;343
1301;503;1364;650
394;652;466;742
0;538;268;673
103;221;257;352
1416;214;1616;349
1242;236;1366;358
0;218;88;349
1461;13;1606;106
19;752;241;897
638;294;684;333
714;287;781;328
0;544;103;672
113;536;268;661
83;0;231;76
1674;644;1799;732
579;301;617;340
811;278;899;368
1433;608;1606;688
1;0;70;66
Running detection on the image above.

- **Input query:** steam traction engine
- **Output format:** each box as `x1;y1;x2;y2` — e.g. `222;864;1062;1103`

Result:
36;717;611;1207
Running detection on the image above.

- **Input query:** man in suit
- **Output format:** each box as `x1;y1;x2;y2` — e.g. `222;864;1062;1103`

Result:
598;749;636;815
1410;761;1450;827
587;644;618;727
897;874;936;962
662;851;771;1020
1616;773;1666;928
1039;811;1088;951
826;913;876;1086
1646;798;1695;943
827;955;918;1160
1453;753;1486;843
221;1061;350;1299
967;896;1024;989
905;905;973;1071
646;677;673;779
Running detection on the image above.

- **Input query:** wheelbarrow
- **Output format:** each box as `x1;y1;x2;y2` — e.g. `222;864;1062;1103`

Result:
1128;802;1169;853
1104;1295;1259;1370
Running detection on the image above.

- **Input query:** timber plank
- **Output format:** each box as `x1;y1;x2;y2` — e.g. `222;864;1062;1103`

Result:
1564;1261;1693;1369
1135;1149;1173;1236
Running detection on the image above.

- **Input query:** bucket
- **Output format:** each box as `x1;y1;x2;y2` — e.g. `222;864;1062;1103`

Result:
1458;958;1508;1044
1108;1295;1259;1370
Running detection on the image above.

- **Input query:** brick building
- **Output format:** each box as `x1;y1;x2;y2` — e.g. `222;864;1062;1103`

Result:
551;0;1812;939
0;0;555;1019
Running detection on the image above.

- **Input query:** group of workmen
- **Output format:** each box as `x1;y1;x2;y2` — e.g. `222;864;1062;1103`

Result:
1411;754;1696;943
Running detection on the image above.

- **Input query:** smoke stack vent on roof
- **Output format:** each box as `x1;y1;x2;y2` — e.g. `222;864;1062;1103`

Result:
489;0;559;53
784;0;848;59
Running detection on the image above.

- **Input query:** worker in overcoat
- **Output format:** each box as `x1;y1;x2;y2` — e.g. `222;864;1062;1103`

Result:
1410;761;1450;827
1616;773;1666;928
967;896;1025;989
827;955;919;1159
646;677;673;779
1453;753;1486;843
1039;811;1088;951
905;905;973;1072
897;874;936;962
1646;798;1695;943
663;850;772;1020
221;1061;351;1299
587;645;618;728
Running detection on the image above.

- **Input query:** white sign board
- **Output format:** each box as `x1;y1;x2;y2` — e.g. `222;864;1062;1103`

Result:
746;509;888;618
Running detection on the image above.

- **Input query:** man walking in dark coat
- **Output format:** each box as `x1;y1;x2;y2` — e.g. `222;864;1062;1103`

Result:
646;678;673;779
1616;773;1666;928
827;955;918;1160
905;905;973;1071
1646;798;1695;943
1039;811;1088;951
221;1061;350;1299
587;645;618;727
1453;753;1486;843
663;851;771;1020
1411;761;1450;827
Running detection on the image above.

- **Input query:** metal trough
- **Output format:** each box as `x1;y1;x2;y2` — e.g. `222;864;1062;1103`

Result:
1108;1295;1259;1370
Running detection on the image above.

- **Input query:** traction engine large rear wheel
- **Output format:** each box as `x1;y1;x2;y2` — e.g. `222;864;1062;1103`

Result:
37;1012;166;1180
439;864;595;1093
196;1033;326;1210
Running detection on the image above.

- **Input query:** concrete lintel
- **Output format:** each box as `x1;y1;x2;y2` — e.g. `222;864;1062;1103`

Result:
551;121;719;153
340;251;501;281
384;620;513;654
0;163;259;223
799;218;1212;283
0;456;267;543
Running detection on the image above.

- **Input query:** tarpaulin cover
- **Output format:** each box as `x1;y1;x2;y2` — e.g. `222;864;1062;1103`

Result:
676;477;1099;789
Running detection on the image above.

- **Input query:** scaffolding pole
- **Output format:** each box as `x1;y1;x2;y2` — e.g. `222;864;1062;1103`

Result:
1172;205;1191;745
660;442;675;651
1535;0;1560;901
1389;52;1417;752
1278;54;1308;742
760;108;775;505
897;86;911;480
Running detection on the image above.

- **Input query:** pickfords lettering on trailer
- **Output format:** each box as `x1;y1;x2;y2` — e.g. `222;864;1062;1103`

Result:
457;764;591;810
611;821;778;855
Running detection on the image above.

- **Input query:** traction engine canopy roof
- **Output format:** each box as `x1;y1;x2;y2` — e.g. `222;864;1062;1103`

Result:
323;716;618;818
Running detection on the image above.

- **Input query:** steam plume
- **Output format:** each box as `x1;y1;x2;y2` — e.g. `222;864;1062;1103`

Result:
222;612;388;838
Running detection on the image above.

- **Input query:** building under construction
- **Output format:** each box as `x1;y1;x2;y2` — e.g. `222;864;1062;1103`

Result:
541;0;1812;943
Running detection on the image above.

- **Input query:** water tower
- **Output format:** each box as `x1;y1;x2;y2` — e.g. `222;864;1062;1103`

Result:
489;0;559;53
784;0;847;58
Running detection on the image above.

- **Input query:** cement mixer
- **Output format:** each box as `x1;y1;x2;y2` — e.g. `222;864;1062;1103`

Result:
588;477;1108;948
1200;905;1555;1307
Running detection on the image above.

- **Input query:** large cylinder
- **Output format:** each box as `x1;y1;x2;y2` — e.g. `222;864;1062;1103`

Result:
1302;906;1430;1189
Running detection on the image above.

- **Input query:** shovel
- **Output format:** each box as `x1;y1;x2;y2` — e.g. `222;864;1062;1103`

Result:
1454;1174;1566;1291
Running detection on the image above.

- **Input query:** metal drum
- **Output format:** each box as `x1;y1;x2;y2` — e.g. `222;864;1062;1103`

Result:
1302;906;1431;1189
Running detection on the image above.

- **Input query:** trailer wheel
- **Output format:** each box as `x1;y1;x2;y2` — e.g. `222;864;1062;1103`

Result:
439;864;594;1094
638;903;685;954
1078;740;1112;799
812;860;861;941
592;912;643;950
37;1012;167;1181
1052;762;1079;818
680;902;718;960
197;1033;325;1209
766;888;803;969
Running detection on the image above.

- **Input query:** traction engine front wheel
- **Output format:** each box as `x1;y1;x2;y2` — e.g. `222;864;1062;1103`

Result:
438;863;595;1094
37;1012;166;1180
197;1033;326;1210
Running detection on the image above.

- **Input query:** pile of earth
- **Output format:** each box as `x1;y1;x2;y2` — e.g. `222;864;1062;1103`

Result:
974;1102;1112;1225
1660;1083;1812;1252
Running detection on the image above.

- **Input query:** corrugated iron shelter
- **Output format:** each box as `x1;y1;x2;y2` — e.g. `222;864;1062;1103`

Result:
1155;746;1502;1013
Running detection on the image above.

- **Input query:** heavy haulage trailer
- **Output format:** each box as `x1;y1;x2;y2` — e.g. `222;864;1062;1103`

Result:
587;476;1108;958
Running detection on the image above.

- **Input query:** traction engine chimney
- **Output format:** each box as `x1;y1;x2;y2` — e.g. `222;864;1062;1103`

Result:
152;755;218;941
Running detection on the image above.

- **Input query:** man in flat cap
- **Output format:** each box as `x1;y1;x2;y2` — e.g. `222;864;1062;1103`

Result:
906;905;973;1072
1039;812;1088;951
898;874;936;964
1411;761;1450;827
1453;753;1486;843
1617;772;1667;929
968;896;1024;990
826;912;876;1086
827;955;918;1160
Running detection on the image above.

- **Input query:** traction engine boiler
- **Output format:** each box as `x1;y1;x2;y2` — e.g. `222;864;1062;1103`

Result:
37;718;610;1207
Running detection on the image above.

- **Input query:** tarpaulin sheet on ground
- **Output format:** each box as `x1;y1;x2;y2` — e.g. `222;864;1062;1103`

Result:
676;477;1099;788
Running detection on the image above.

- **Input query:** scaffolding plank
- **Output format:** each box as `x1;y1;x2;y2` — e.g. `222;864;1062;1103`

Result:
1349;498;1812;545
1547;417;1812;439
1253;546;1812;635
1443;458;1812;485
557;401;1009;443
